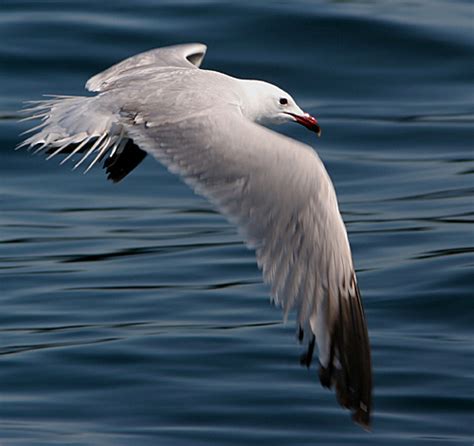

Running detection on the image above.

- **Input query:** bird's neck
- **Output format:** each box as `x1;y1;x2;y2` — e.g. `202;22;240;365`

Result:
238;79;272;125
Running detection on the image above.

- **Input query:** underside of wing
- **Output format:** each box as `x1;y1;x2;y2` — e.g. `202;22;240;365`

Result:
86;43;207;92
18;86;372;428
122;108;373;427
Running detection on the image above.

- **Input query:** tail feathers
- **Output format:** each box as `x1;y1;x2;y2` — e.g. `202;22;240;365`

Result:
18;95;146;182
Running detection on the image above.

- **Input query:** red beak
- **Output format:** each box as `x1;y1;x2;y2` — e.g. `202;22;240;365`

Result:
286;112;321;137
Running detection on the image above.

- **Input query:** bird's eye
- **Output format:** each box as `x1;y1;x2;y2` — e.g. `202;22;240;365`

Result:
279;98;288;105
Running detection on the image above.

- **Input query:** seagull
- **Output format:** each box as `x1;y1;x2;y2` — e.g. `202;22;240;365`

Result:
18;43;372;428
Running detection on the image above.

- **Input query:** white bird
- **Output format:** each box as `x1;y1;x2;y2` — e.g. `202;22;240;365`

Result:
18;43;372;428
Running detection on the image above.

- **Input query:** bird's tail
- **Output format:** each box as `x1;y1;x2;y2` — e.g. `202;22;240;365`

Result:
17;95;144;181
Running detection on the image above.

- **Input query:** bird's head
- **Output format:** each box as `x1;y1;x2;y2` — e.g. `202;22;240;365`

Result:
240;80;321;137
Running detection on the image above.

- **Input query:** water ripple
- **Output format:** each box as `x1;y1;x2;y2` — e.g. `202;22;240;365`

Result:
1;0;473;444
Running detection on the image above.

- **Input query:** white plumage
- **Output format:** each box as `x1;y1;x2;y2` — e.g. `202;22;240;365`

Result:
19;43;372;428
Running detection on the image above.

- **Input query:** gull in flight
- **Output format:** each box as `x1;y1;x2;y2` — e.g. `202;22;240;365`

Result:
18;43;372;428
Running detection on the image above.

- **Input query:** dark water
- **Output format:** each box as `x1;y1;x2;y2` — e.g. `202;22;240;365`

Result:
1;1;473;444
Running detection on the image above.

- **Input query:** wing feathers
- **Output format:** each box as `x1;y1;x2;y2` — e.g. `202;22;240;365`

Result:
19;96;146;182
320;277;372;429
128;113;372;427
103;140;147;183
86;43;207;92
18;59;372;427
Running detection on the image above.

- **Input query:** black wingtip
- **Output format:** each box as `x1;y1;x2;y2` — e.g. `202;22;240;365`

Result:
318;275;372;430
353;406;371;431
299;335;315;369
103;139;147;183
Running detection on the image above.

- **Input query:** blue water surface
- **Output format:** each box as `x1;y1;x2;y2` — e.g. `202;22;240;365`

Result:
1;1;473;445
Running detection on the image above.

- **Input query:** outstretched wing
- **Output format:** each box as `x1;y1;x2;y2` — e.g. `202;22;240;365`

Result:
123;105;372;428
86;43;207;92
18;66;372;427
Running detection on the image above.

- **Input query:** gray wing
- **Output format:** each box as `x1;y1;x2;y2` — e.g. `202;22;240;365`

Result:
86;43;207;92
19;78;372;427
123;106;372;428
